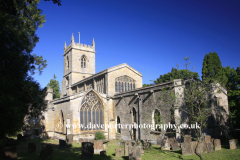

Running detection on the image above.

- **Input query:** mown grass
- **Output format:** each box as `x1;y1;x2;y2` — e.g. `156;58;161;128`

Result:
8;137;240;160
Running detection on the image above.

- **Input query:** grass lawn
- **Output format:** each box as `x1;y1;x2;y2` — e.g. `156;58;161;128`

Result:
9;137;240;160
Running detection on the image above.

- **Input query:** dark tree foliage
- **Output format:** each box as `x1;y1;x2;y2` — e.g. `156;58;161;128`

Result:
27;0;61;6
0;0;47;139
202;52;224;84
154;68;200;84
223;66;240;127
47;75;61;99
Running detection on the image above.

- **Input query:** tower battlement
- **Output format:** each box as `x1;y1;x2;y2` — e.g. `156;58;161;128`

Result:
64;33;95;54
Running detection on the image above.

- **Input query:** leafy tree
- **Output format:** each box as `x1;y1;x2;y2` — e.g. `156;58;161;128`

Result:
47;75;61;99
0;0;47;140
202;52;224;84
223;66;240;127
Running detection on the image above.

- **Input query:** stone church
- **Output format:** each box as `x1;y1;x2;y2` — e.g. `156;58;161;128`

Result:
39;33;229;144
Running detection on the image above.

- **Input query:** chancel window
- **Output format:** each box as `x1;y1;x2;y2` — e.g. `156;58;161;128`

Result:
81;56;86;68
80;92;104;131
115;75;136;92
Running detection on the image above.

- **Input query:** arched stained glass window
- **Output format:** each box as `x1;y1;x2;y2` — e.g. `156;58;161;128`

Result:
115;75;136;93
80;92;104;131
81;56;86;68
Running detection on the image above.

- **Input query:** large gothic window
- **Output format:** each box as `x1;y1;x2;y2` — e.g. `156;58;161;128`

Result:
115;75;136;93
80;92;104;131
81;56;86;68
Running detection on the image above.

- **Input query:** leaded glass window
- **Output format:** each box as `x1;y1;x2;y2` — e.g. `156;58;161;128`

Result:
115;75;136;93
80;92;104;131
81;56;86;68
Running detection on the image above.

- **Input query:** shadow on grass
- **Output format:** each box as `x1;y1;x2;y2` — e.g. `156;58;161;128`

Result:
222;145;230;149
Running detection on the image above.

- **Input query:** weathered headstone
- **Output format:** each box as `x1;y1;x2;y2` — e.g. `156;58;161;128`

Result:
171;138;180;150
115;148;124;157
206;142;214;152
184;135;192;143
100;150;106;157
82;142;94;159
190;141;198;154
157;134;165;146
94;140;104;154
59;139;66;149
181;142;192;155
2;146;17;159
136;139;142;146
28;143;36;153
162;136;170;150
129;146;142;160
39;144;53;160
196;142;208;154
124;141;131;156
66;134;73;145
79;138;84;144
204;135;211;143
229;139;238;149
214;139;221;151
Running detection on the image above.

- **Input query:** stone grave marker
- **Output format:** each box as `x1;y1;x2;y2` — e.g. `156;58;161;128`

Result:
181;142;192;155
94;140;104;154
28;143;36;153
204;135;211;143
144;142;152;150
196;142;208;154
171;138;180;150
115;148;124;157
214;139;221;151
66;134;73;145
39;144;53;160
162;136;170;150
157;134;165;146
82;142;94;159
124;141;131;156
229;139;238;149
184;135;192;143
190;141;198;154
129;146;141;160
206;142;214;152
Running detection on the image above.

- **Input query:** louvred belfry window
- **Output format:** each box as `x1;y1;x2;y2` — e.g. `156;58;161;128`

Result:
81;56;86;68
80;92;104;131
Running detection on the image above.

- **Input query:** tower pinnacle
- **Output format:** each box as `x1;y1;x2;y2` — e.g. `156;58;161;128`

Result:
71;33;75;43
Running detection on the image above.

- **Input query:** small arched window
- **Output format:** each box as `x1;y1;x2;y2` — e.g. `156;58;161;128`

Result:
133;108;137;123
81;56;86;68
154;109;161;131
117;116;121;133
66;56;69;69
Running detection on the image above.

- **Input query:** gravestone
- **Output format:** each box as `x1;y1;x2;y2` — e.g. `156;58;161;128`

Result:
59;139;66;149
2;146;17;159
117;141;123;146
171;138;180;150
39;144;53;160
82;142;94;159
94;140;104;154
190;141;198;154
157;134;165;146
181;142;192;155
204;135;211;143
100;150;106;157
129;146;142;160
67;134;73;145
206;142;214;152
214;139;221;151
79;138;84;144
28;143;36;153
136;139;142;146
184;135;192;143
196;142;208;154
124;141;131;156
162;136;170;150
229;139;238;149
115;148;124;157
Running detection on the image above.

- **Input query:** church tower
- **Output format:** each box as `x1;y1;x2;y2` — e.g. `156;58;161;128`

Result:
61;33;96;96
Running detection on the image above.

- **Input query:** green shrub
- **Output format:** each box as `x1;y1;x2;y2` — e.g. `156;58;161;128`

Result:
94;131;106;140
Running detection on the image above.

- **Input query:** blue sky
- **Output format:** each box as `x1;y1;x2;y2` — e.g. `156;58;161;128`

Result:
33;0;240;90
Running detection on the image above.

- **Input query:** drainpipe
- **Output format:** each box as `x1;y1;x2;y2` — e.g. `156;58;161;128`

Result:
106;95;110;140
137;95;141;140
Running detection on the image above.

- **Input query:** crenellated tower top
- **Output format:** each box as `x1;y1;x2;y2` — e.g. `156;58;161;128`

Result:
64;33;96;55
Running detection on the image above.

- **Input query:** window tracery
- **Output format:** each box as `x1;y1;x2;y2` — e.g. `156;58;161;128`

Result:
115;75;136;92
81;56;86;68
80;92;104;131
